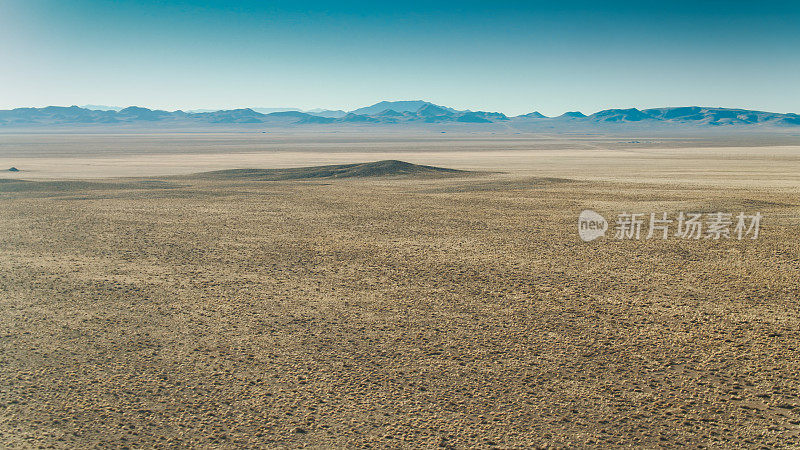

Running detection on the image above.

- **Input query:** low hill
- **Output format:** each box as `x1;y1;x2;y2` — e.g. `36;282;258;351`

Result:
195;160;472;181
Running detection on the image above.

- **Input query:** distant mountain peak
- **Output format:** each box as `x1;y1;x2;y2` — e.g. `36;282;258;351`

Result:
377;109;404;117
81;104;122;111
589;108;653;122
119;106;153;113
350;100;452;116
558;111;587;118
520;111;547;119
416;103;452;116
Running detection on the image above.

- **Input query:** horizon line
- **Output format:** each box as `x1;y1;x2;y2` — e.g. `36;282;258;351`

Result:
1;102;798;117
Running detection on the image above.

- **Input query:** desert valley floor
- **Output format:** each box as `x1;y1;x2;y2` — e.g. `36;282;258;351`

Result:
1;132;800;447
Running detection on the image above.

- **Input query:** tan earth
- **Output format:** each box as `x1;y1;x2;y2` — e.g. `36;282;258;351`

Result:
1;133;800;447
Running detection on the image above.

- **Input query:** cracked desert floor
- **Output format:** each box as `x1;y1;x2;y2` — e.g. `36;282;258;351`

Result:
1;133;800;448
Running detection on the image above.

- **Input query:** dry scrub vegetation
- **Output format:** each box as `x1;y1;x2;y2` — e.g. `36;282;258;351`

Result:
1;159;800;448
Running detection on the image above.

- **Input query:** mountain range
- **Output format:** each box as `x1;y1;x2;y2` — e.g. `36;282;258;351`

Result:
2;101;799;129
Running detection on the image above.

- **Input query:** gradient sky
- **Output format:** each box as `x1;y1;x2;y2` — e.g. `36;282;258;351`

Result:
1;0;798;116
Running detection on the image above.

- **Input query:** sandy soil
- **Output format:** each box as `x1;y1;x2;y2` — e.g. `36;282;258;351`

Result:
1;134;800;447
2;132;800;189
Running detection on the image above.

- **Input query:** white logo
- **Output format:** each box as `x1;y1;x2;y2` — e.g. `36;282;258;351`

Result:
578;210;607;242
578;210;762;242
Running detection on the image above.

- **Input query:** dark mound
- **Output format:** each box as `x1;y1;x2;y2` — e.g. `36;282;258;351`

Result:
8;167;19;172
197;160;473;181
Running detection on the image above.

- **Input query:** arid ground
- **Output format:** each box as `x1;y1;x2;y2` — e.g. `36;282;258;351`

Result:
1;133;800;447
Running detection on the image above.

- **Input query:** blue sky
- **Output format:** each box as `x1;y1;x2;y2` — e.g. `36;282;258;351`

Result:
1;0;798;116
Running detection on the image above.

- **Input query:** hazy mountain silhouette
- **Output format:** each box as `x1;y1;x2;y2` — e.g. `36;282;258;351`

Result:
520;111;548;118
81;104;123;111
351;100;445;115
295;115;336;124
305;109;347;118
640;107;800;126
589;108;653;122
558;111;587;119
118;106;175;121
1;102;799;130
251;107;300;114
377;109;404;117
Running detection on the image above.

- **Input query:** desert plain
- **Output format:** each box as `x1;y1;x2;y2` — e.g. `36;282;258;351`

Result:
1;131;800;447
